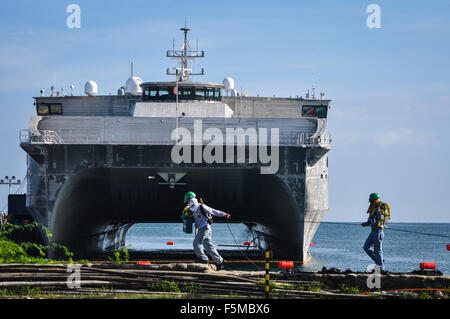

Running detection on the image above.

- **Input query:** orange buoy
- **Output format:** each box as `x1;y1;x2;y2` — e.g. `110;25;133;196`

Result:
278;261;294;269
243;241;252;246
136;261;151;265
420;262;436;270
447;244;450;251
310;242;314;247
166;241;174;245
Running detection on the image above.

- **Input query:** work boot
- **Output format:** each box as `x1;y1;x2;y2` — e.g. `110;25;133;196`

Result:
216;259;227;271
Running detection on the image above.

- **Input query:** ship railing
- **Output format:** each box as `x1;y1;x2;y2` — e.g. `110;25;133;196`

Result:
298;132;331;147
20;130;65;144
19;129;330;146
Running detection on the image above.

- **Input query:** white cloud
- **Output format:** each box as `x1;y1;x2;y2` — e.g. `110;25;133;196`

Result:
336;128;438;148
374;128;426;148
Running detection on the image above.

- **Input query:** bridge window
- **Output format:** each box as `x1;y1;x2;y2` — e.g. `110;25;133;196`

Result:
180;87;193;98
143;86;221;101
37;104;49;115
36;103;63;115
302;105;328;118
144;88;157;97
159;88;170;99
206;88;214;98
50;103;62;114
195;88;205;99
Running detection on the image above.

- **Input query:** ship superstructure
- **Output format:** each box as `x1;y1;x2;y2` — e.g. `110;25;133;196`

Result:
20;27;331;261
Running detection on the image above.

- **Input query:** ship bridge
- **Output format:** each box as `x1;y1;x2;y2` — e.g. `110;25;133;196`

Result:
142;81;223;102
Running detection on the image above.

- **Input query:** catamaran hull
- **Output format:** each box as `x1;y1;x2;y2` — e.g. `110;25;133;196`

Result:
22;141;328;261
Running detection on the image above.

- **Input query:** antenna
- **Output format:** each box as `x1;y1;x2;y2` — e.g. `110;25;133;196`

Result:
130;62;134;77
166;24;205;82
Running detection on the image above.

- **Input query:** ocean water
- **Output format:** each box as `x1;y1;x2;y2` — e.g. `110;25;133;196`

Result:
311;222;449;274
126;222;450;274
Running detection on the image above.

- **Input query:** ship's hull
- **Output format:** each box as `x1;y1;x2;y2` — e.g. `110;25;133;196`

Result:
21;116;329;261
23;145;328;261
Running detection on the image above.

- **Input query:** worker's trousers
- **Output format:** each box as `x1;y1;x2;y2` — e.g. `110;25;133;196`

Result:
363;229;384;269
193;225;224;265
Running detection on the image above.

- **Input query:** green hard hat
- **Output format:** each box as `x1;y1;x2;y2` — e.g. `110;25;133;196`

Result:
369;193;380;202
184;191;196;203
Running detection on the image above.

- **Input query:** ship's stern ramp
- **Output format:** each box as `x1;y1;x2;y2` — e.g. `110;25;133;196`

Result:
20;116;330;260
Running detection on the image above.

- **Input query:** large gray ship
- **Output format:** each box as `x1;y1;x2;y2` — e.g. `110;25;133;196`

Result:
19;26;331;261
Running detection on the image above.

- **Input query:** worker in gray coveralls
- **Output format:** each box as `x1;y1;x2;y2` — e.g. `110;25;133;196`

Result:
183;191;230;270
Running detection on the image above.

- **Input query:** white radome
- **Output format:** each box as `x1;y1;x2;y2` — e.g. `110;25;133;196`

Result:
125;76;143;95
223;77;235;91
84;81;98;96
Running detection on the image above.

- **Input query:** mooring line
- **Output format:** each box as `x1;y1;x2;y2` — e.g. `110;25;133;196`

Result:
226;214;450;239
225;219;264;272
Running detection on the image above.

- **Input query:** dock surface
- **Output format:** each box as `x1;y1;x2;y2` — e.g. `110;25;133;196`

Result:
0;263;448;299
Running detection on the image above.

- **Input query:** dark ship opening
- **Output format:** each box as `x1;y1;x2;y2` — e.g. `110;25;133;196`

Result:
50;167;303;259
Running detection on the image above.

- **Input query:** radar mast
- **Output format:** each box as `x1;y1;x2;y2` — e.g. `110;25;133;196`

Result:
166;24;205;82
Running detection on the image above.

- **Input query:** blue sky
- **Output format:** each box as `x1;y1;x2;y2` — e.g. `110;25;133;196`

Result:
0;0;449;222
